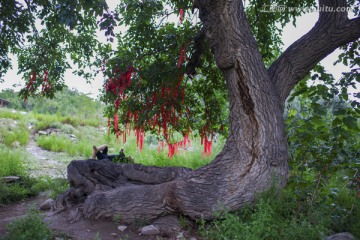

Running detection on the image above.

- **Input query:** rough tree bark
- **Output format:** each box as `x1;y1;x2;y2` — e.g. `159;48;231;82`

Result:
55;0;360;224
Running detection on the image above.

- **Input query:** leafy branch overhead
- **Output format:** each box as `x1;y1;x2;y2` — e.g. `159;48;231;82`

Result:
0;0;359;156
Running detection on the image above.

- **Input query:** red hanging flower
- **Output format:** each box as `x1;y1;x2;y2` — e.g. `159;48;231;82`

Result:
179;8;184;24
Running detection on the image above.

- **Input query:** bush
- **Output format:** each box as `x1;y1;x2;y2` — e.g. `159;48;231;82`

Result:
36;134;93;157
0;177;43;204
0;124;30;147
33;176;69;199
0;147;26;177
200;178;360;240
0;109;25;120
1;211;53;240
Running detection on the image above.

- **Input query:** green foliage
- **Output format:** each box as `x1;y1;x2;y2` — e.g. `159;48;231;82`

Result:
97;131;222;169
0;177;42;204
33;113;101;130
0;107;25;119
36;128;99;157
0;175;69;205
0;147;26;177
33;177;69;199
1;210;53;240
112;214;122;225
200;174;360;240
36;125;100;158
0;122;30;147
0;88;104;121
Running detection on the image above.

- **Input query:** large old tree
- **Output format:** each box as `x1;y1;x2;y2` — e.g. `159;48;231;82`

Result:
1;0;359;223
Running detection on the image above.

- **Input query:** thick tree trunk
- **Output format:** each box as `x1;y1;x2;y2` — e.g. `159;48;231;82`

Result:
55;0;360;224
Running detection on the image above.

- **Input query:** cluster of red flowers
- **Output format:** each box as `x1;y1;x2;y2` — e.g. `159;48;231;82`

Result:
24;69;52;101
201;125;213;157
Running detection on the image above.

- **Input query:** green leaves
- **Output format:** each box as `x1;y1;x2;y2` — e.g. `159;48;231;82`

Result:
286;62;360;178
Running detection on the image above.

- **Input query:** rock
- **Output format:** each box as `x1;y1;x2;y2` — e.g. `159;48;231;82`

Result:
325;232;356;240
38;130;48;135
11;141;21;148
117;225;128;232
68;134;78;142
140;225;160;236
39;198;54;210
2;176;20;183
152;215;185;235
176;231;184;239
111;233;117;237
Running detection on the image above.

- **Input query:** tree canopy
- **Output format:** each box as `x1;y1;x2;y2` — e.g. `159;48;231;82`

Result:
1;0;359;156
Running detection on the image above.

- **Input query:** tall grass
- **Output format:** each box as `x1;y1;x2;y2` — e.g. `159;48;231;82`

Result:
0;123;30;147
96;132;224;169
36;134;93;157
2;210;53;240
0;147;26;177
0;109;25;120
199;172;360;240
36;127;224;169
32;113;101;130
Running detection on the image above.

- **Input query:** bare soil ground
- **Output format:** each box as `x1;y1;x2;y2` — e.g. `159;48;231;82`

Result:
0;194;163;240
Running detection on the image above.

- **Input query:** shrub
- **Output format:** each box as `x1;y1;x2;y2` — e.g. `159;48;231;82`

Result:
0;147;26;177
1;211;53;240
200;178;360;240
0;177;43;204
33;176;69;199
0;109;25;120
0;124;30;147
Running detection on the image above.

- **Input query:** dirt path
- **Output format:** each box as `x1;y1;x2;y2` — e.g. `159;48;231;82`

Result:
26;136;74;178
0;194;162;240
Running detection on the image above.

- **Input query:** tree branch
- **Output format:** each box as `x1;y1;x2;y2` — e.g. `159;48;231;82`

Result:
268;0;360;104
185;28;205;77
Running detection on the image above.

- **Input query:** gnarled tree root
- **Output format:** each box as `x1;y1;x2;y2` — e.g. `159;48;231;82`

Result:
54;159;191;223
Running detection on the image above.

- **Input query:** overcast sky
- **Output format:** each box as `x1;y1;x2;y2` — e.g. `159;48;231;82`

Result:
0;9;353;99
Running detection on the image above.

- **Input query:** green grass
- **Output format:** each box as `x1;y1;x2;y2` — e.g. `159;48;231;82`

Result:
0;109;25;120
0;143;69;204
35;126;222;169
0;123;30;147
94;132;223;169
32;176;70;199
1;210;53;240
32;113;101;130
0;147;26;177
199;173;360;240
36;134;94;157
0;177;42;204
0;176;70;205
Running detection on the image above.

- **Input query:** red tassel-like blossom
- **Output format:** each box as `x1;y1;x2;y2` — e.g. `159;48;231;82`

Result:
179;8;184;24
177;45;186;69
114;113;119;136
168;142;179;158
135;127;144;152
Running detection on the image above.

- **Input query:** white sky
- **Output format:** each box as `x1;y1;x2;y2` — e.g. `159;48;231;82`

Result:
0;9;355;99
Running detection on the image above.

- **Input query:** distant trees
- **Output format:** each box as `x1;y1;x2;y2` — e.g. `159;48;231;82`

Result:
0;88;103;118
